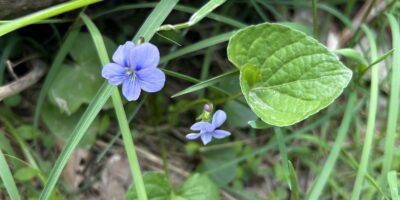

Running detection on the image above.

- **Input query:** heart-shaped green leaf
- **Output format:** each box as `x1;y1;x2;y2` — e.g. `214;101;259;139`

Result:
228;23;352;126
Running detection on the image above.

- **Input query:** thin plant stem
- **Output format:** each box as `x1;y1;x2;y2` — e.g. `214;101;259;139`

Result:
351;25;379;200
307;92;357;200
312;0;318;38
381;13;400;182
0;0;101;36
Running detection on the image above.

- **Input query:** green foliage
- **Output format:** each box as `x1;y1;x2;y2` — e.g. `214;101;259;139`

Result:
69;33;116;66
334;48;368;65
247;119;269;129
228;23;352;126
48;63;106;114
177;174;220;200
3;95;21;107
41;102;102;146
126;172;172;200
14;167;39;182
199;147;237;186
126;172;220;200
0;131;16;156
0;148;20;200
224;101;257;128
15;126;41;140
48;33;115;114
1;1;400;200
387;171;399;200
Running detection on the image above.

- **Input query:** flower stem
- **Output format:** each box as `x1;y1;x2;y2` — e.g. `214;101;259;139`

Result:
111;89;148;200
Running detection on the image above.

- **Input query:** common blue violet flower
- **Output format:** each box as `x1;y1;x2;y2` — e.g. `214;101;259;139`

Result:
186;110;231;145
102;41;165;101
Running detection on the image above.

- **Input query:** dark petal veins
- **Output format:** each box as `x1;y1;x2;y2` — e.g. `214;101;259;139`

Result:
112;41;135;66
102;63;127;85
122;77;141;101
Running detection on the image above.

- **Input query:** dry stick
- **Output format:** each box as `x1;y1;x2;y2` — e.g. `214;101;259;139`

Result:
6;60;18;80
339;0;385;47
0;59;46;100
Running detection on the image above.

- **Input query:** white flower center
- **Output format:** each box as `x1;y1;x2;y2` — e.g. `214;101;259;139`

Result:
125;67;136;78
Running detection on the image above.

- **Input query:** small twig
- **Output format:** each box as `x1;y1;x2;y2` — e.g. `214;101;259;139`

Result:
12;54;40;67
339;0;386;47
0;59;46;100
6;60;18;80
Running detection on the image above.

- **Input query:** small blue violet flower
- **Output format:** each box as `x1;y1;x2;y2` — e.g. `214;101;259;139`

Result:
186;110;231;145
102;41;165;101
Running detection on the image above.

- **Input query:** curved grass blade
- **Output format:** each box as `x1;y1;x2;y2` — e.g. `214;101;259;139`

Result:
275;128;290;188
381;13;400;180
388;171;399;200
288;161;300;200
38;1;178;199
171;70;238;98
249;0;269;21
307;92;357;200
162;69;232;96
93;3;246;29
160;31;236;63
351;25;379;200
312;0;318;38
95;96;147;162
0;149;20;200
0;0;101;37
158;0;227;31
267;1;352;30
0;37;19;84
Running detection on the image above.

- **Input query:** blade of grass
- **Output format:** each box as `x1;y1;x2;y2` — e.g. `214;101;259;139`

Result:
162;69;235;97
171;70;238;98
381;13;400;181
360;49;395;76
253;0;285;21
199;15;225;97
0;0;101;37
158;0;227;31
351;25;379;200
388;171;399;200
266;1;353;30
160;31;236;63
367;49;394;69
33;19;82;127
93;3;246;28
38;1;178;199
307;92;357;200
312;0;318;38
39;83;114;200
95;95;147;162
341;151;388;198
345;0;357;17
250;0;269;21
275;128;290;188
0;37;19;84
288;161;300;200
0;117;46;183
0;19;72;24
80;13;148;199
0;149;20;200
